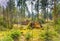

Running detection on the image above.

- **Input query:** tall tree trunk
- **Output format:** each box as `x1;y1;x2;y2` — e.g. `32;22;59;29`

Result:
54;0;57;24
36;0;39;21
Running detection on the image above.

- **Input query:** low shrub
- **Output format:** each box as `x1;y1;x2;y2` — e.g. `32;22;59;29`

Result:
10;30;21;41
0;36;13;41
25;32;32;41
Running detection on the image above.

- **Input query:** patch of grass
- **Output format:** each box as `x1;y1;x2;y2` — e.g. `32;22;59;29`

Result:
0;36;13;41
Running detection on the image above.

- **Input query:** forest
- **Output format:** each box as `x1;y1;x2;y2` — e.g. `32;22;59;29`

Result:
0;0;60;41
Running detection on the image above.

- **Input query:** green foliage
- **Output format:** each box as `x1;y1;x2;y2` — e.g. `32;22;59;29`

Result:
0;16;5;27
44;32;53;41
56;3;60;15
7;0;15;11
39;31;51;41
25;32;32;40
40;0;48;19
17;0;26;7
10;30;21;39
0;17;3;25
17;0;22;6
0;17;7;31
55;24;60;34
54;18;60;34
0;36;13;41
39;28;59;41
57;18;60;24
39;31;46;41
39;19;45;24
41;0;48;7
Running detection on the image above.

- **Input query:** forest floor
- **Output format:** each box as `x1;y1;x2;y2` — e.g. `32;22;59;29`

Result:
0;22;60;41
